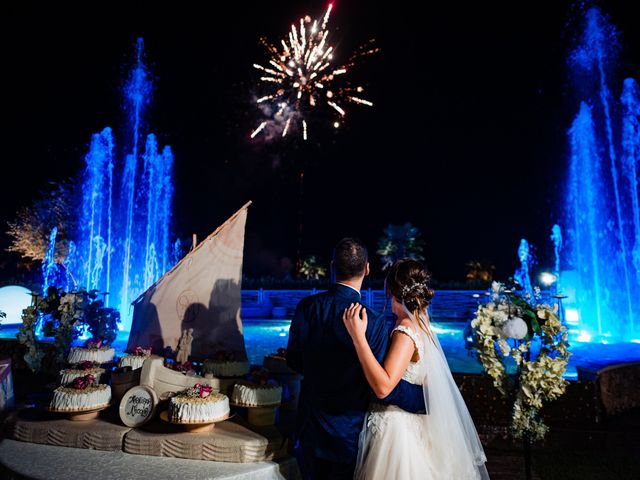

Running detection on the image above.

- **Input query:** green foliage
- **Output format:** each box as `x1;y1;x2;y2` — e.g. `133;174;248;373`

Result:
377;223;425;270
465;260;495;283
15;287;120;372
298;255;327;280
84;293;120;345
5;179;78;262
17;302;45;372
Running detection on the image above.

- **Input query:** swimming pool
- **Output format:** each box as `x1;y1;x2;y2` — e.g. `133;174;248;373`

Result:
239;319;640;379
3;319;640;379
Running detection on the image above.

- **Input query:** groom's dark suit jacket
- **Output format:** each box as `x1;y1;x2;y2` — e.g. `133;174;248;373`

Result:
286;283;426;465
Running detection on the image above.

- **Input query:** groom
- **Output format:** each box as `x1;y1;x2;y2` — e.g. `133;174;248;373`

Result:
286;238;426;479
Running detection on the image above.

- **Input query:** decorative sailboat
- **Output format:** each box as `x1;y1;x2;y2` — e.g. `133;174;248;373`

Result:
114;202;251;401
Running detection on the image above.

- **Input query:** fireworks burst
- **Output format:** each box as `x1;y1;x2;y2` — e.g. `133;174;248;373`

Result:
251;3;379;141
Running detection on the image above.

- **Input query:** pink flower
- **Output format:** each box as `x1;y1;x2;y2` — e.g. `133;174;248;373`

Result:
78;361;94;370
172;361;193;373
71;374;95;389
86;339;103;349
193;383;213;398
133;346;152;356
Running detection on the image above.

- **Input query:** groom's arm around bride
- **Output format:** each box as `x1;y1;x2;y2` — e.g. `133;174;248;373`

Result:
286;238;425;480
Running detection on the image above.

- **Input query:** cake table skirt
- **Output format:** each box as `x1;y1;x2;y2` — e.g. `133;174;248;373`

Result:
124;417;288;463
0;439;300;480
9;409;131;451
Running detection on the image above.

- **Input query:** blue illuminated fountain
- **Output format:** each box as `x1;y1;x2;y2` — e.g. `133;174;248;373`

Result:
42;227;75;296
514;238;534;298
72;38;174;330
563;7;640;341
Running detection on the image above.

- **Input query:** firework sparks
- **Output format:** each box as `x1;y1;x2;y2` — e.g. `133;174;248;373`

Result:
251;122;267;138
252;3;379;140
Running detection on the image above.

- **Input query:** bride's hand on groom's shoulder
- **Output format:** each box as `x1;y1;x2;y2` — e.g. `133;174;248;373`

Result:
343;303;368;343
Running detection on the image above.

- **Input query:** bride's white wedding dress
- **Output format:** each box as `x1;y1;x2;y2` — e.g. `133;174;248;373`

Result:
355;322;490;479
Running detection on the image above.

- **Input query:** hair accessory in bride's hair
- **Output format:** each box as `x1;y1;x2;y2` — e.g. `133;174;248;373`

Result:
401;281;427;299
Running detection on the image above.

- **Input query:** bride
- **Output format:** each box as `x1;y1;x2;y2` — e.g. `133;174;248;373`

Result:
343;259;489;479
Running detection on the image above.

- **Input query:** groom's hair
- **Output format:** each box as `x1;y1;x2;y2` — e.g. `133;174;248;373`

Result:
333;237;368;280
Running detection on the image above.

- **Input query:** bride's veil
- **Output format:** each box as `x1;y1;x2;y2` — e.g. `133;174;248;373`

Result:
416;315;490;479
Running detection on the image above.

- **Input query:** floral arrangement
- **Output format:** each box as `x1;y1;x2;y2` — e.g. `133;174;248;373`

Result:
75;361;96;370
85;338;105;349
132;346;152;356
17;303;45;372
71;374;95;389
470;282;570;441
184;383;213;399
164;359;193;374
16;287;120;372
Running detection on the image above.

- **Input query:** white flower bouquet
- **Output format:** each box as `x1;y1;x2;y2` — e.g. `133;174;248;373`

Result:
470;282;570;441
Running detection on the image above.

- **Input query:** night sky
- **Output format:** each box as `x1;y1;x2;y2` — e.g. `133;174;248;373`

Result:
2;1;640;282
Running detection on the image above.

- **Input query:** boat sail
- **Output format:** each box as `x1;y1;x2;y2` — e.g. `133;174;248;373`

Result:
127;202;251;360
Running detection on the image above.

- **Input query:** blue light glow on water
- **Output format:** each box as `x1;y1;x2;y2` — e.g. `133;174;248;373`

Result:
3;318;640;379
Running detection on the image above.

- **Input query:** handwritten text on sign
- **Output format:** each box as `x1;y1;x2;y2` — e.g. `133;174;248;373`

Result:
120;386;156;427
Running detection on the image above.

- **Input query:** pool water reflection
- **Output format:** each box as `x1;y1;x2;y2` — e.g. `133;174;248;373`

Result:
4;318;640;380
241;319;484;375
239;319;640;380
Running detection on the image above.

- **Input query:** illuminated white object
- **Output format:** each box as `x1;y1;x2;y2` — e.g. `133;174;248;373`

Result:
539;272;557;286
565;308;580;325
0;285;32;325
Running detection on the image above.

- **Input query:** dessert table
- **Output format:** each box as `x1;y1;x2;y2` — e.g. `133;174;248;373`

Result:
0;439;299;480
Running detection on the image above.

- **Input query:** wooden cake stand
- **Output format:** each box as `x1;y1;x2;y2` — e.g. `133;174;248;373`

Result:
230;402;280;426
159;410;230;433
45;403;110;421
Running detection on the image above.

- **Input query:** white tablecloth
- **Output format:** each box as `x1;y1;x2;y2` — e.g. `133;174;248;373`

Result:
0;439;298;480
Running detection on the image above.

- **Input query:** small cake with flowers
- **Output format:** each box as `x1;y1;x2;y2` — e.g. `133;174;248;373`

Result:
204;350;249;378
168;383;230;423
118;346;152;370
231;369;282;407
50;374;111;411
68;339;115;365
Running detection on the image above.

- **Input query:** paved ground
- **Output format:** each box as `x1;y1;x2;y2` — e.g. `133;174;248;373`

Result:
486;450;540;480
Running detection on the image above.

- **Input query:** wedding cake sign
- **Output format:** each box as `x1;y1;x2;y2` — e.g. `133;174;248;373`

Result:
119;386;158;427
127;202;251;359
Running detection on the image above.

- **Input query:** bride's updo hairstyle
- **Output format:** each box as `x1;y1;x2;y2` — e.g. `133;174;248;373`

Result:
386;259;435;339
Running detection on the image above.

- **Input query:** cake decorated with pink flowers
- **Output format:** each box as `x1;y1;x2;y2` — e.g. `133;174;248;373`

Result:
68;339;115;364
50;374;111;411
204;351;249;378
231;370;282;406
168;384;230;423
118;346;152;370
